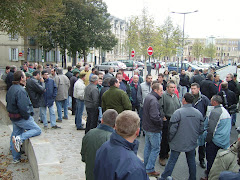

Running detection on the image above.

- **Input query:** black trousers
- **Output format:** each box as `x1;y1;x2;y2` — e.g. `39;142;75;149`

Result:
72;97;76;115
198;145;206;161
85;107;99;134
159;118;170;159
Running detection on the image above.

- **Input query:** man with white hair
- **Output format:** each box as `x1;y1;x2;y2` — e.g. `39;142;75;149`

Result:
84;75;99;133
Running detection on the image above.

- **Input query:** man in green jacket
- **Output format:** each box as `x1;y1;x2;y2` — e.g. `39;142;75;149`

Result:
81;109;118;180
102;77;132;113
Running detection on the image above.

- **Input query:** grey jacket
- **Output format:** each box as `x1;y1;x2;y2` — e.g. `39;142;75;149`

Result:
137;82;152;107
84;83;99;108
55;74;70;101
169;104;204;152
159;91;181;118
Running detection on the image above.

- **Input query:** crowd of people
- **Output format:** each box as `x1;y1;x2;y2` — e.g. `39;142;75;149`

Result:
2;62;240;179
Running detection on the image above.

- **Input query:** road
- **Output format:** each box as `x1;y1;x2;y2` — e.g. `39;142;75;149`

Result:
125;65;239;180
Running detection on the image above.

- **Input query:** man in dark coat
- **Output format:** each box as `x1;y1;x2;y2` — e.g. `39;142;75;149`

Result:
81;109;118;180
94;110;149;180
65;66;73;80
26;70;45;123
130;75;140;113
69;70;79;115
190;69;204;85
40;70;60;129
5;65;17;90
143;83;163;177
179;69;190;101
200;73;218;100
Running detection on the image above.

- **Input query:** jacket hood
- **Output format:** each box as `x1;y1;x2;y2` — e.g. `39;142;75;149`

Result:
110;131;139;154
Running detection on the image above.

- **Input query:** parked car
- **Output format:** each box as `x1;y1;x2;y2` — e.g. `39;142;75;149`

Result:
112;61;127;70
118;60;137;70
95;61;119;72
191;61;210;69
168;61;202;73
134;61;144;69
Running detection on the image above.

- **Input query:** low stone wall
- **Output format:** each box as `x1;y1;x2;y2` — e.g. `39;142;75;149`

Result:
0;80;63;180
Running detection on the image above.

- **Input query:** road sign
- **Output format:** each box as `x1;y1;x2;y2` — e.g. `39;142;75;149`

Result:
19;52;23;56
147;46;153;56
131;50;135;58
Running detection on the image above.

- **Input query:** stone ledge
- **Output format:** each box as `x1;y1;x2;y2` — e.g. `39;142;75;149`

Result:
0;86;62;180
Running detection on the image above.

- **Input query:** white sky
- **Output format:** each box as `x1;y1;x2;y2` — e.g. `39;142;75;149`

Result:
103;0;240;39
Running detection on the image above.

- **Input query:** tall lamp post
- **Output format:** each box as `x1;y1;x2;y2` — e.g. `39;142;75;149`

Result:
171;10;198;71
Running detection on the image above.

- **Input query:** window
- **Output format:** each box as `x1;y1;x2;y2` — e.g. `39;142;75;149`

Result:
9;34;18;40
9;48;18;61
30;49;36;61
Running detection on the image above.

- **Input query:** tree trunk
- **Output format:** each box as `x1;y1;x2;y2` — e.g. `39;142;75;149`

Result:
72;51;76;66
83;49;87;63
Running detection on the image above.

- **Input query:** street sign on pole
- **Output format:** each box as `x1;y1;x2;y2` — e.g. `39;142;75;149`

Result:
131;50;135;58
147;46;153;56
19;52;23;56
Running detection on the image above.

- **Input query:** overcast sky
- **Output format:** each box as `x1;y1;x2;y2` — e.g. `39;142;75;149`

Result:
103;0;240;39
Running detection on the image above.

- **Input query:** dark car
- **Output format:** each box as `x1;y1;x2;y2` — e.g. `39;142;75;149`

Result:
168;61;202;73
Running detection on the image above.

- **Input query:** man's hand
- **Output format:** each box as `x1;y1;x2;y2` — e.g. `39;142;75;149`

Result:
40;77;44;83
163;117;167;121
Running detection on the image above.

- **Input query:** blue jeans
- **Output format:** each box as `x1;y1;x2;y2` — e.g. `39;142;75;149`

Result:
40;105;56;127
98;107;102;123
75;99;84;129
160;149;196;180
179;85;188;102
144;131;162;173
68;96;72;108
231;113;236;125
10;116;41;160
56;99;68;120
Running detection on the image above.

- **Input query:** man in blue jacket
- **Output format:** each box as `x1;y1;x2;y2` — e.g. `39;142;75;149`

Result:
94;110;149;180
6;70;42;163
40;70;60;129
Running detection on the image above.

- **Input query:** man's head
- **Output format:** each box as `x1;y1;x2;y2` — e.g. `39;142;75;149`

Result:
10;65;17;72
32;70;41;80
13;70;26;86
191;83;200;95
221;81;228;90
84;65;89;71
98;78;103;86
5;66;10;73
37;65;43;72
133;70;139;75
214;74;220;82
109;77;120;88
187;66;192;72
90;75;99;85
203;69;208;74
42;70;49;80
67;66;72;72
158;73;164;83
132;75;139;84
207;73;214;81
79;73;86;80
226;73;233;82
116;72;123;82
101;109;118;128
152;83;163;97
115;110;140;140
51;68;56;76
182;92;194;104
34;63;38;69
211;95;223;106
211;67;216;74
57;68;63;75
166;81;175;95
194;69;199;75
108;67;114;74
73;70;80;77
76;64;81;69
233;73;237;81
146;74;153;85
98;72;104;79
181;69;186;75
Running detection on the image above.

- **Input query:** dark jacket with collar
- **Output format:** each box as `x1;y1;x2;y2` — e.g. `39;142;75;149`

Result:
26;77;45;108
142;91;163;132
69;75;78;97
81;124;114;180
218;89;237;107
65;71;73;80
200;78;218;100
6;84;34;120
190;74;204;85
130;81;140;106
192;92;210;117
94;132;149;180
228;80;239;95
99;80;110;107
179;74;190;87
43;78;57;107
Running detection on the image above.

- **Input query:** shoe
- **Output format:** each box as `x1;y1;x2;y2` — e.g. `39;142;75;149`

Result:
12;136;22;152
200;177;208;180
52;125;61;129
159;158;166;166
232;122;235;126
143;131;145;136
44;126;48;130
56;119;62;123
147;171;160;177
77;127;85;130
236;127;240;133
12;159;20;164
48;121;50;123
63;117;68;120
200;160;206;168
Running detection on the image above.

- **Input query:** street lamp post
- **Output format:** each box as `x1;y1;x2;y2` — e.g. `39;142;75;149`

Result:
171;10;198;72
